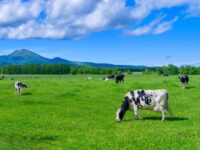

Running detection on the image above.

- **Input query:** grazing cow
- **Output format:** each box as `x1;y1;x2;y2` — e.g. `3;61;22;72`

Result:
115;75;125;83
163;74;169;77
87;77;92;80
179;75;189;88
0;76;5;80
101;75;115;81
115;89;172;122
107;75;115;79
15;81;28;95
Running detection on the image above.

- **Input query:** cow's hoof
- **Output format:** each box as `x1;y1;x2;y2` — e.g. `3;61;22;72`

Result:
115;118;121;122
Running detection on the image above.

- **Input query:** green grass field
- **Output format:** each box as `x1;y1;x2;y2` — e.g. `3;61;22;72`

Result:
0;75;200;150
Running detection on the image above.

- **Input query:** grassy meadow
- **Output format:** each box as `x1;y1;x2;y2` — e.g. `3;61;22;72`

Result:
0;74;200;149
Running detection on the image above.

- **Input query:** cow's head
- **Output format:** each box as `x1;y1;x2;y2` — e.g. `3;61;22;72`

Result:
22;83;28;88
115;97;130;122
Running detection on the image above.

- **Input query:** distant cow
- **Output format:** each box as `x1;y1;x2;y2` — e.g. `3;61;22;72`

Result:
163;74;169;77
115;75;125;83
116;89;172;122
179;75;189;88
15;81;28;95
101;75;115;81
107;75;115;79
87;77;92;80
0;76;5;80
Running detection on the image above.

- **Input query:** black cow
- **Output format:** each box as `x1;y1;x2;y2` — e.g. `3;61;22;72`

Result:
115;75;125;83
179;75;189;88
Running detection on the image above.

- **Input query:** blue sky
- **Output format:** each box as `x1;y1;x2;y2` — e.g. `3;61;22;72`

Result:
0;0;200;66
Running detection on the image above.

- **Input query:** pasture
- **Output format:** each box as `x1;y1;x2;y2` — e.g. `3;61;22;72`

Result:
0;75;200;149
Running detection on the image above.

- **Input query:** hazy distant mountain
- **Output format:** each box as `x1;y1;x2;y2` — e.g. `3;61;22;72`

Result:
192;63;200;66
0;49;147;69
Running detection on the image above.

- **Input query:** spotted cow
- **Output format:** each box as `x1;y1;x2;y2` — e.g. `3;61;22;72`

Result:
15;81;28;95
179;75;189;88
101;75;115;81
116;89;172;122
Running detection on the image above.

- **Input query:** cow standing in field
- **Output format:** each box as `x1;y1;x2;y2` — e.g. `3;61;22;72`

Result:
115;89;172;122
115;75;125;83
101;75;115;81
87;77;92;80
15;81;28;95
0;76;5;80
179;75;189;88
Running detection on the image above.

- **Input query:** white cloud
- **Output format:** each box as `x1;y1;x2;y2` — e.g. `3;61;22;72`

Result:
153;17;178;34
0;0;43;26
126;16;178;36
0;0;199;39
125;16;164;36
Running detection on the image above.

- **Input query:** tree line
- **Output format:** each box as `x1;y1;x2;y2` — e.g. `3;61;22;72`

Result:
0;64;140;75
1;64;200;75
144;64;200;75
0;64;71;74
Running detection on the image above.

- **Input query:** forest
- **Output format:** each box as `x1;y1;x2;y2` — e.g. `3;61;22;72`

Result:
1;64;200;75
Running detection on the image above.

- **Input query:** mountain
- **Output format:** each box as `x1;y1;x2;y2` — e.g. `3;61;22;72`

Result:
192;63;200;67
0;49;147;69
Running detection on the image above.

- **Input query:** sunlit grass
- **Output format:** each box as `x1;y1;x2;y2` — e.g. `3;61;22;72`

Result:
0;74;200;149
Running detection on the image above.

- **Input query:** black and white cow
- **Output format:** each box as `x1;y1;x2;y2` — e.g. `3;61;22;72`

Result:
101;75;115;81
179;75;189;88
115;75;125;83
0;76;5;80
116;89;172;122
15;81;28;95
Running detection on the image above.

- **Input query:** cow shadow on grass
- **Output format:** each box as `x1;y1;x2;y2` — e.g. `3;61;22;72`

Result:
22;92;32;96
141;116;189;121
121;117;189;122
184;86;195;89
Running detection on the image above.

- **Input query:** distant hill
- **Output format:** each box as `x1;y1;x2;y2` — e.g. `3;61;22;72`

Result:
0;49;147;69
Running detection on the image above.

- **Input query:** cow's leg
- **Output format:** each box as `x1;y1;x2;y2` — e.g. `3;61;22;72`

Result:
184;82;187;89
19;87;22;95
186;82;188;87
15;88;18;94
166;106;173;118
133;105;140;119
161;107;166;121
17;88;20;94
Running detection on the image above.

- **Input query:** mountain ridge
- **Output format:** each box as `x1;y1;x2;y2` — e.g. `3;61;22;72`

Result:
0;49;147;69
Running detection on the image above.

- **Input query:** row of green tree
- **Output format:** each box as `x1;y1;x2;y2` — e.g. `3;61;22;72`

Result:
0;64;139;75
1;64;200;75
1;64;71;74
144;64;200;75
